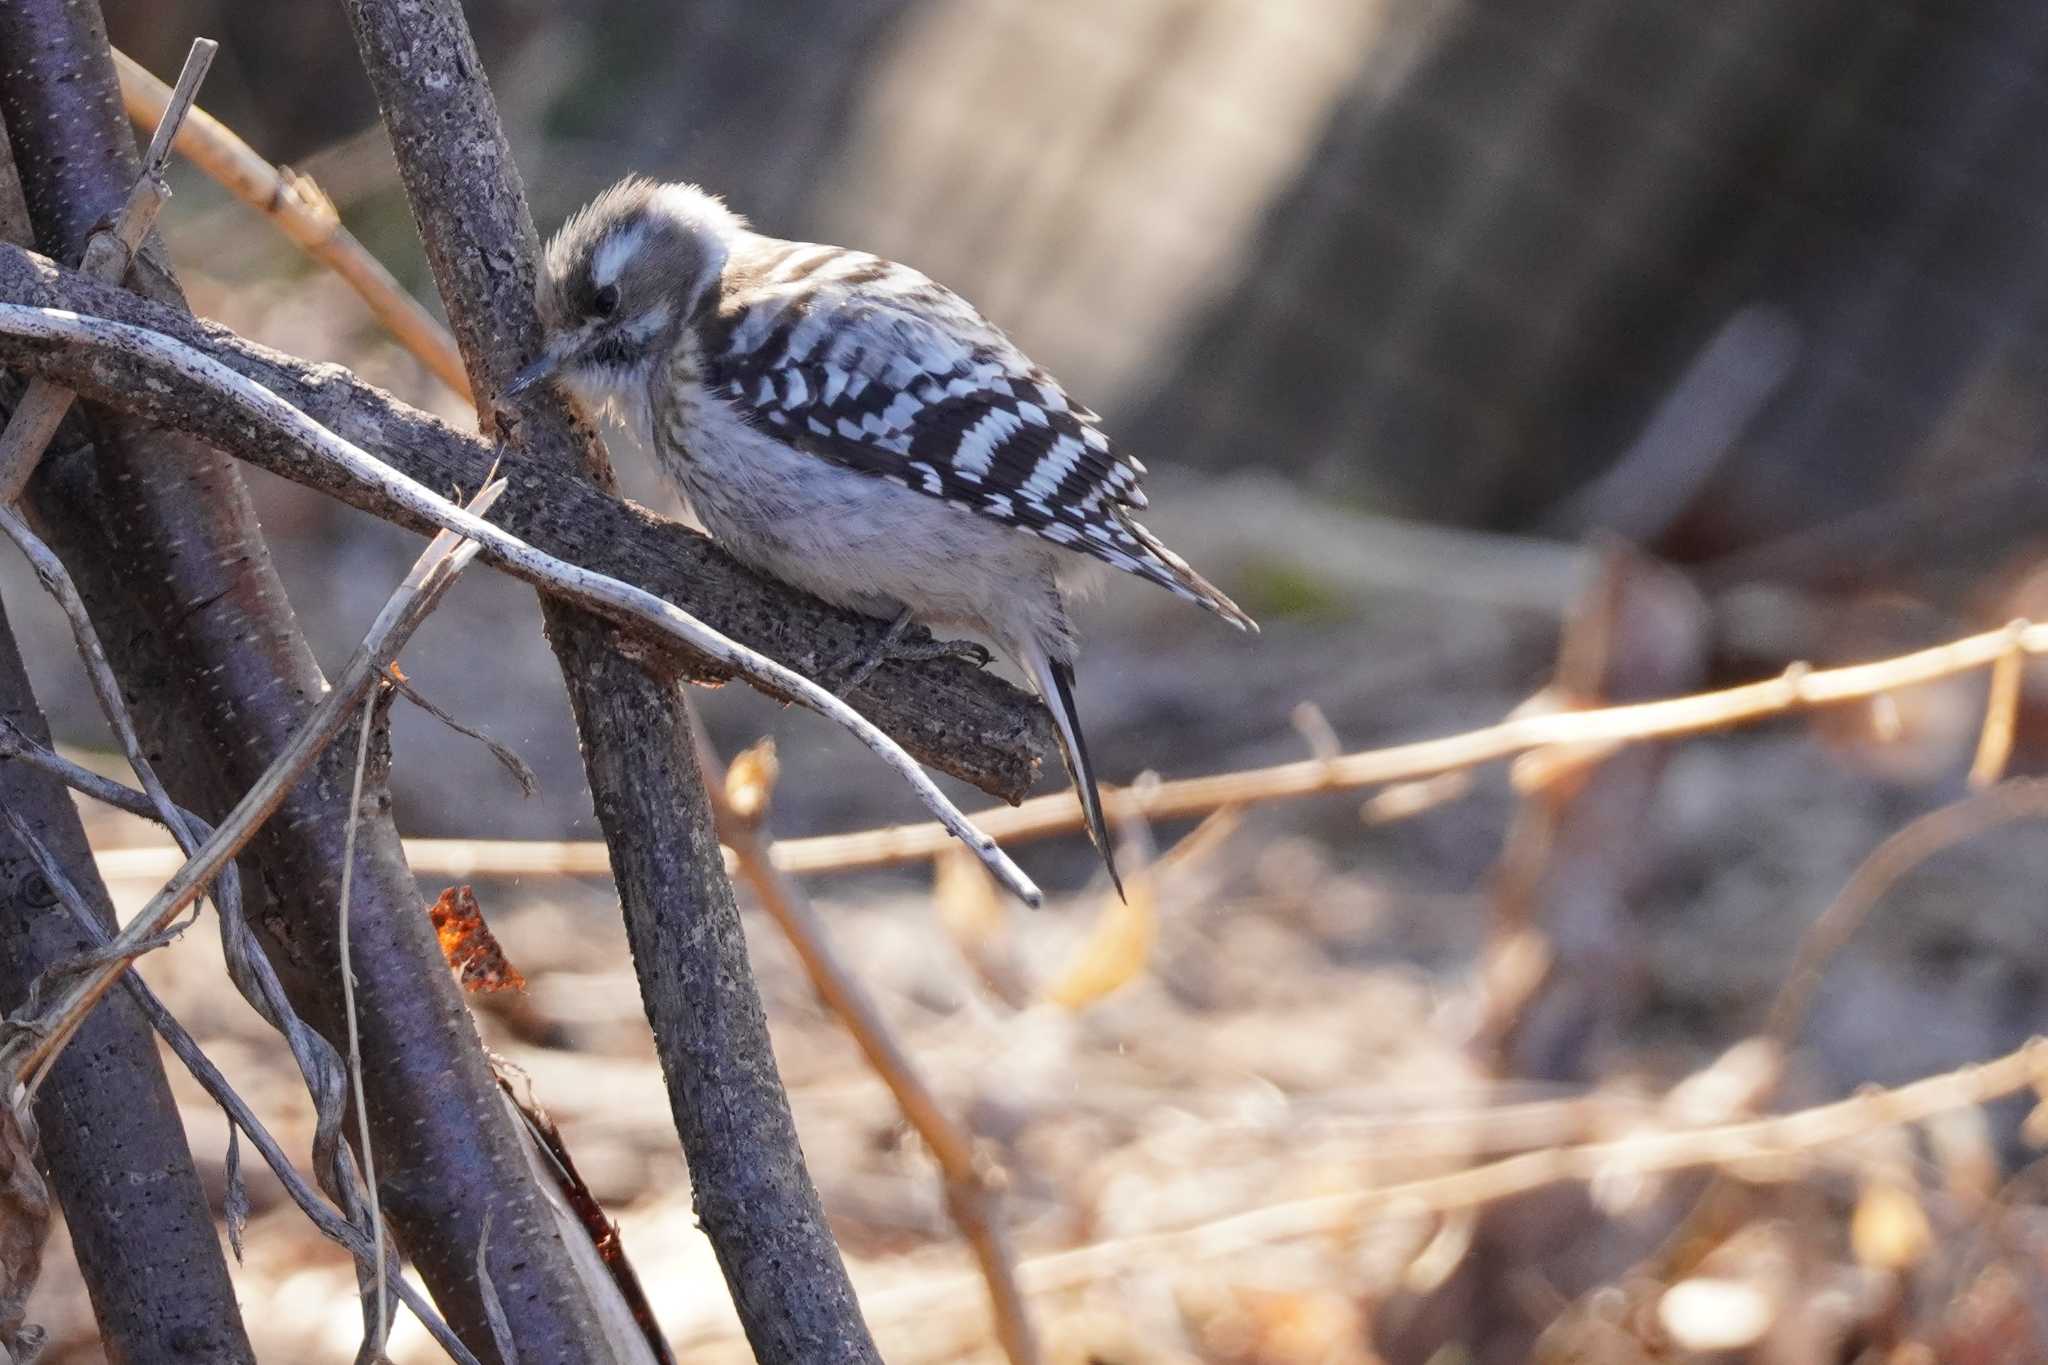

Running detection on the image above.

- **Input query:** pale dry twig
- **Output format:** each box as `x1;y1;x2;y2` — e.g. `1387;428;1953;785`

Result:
0;37;215;501
691;715;1040;1365
139;616;2048;886
338;682;390;1356
111;45;473;402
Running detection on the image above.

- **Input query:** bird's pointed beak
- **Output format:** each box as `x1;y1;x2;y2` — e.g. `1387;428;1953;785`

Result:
507;346;562;397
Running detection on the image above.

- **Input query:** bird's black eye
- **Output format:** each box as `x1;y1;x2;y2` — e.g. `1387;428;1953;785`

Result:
592;284;621;319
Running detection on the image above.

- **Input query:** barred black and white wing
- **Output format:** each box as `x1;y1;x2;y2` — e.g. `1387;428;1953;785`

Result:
700;242;1255;630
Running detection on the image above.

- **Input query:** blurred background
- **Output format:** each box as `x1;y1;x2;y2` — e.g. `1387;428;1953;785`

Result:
14;1;2048;1360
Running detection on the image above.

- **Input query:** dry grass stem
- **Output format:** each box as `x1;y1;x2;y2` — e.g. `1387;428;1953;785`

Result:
111;46;473;402
336;685;388;1357
0;480;501;1086
692;719;1040;1365
0;37;214;502
1645;777;2048;1280
1766;777;2048;1048
131;617;2048;887
0;303;1041;904
1969;621;2027;786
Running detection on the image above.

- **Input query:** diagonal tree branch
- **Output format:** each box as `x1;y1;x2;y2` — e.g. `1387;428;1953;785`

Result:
0;302;1039;903
339;0;885;1356
0;5;608;1357
0;242;1052;802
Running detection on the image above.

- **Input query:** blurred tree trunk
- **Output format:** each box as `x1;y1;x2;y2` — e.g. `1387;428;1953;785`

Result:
1137;0;2048;567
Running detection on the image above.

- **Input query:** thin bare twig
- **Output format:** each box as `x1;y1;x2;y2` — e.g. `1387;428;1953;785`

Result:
692;718;1038;1365
776;618;2048;865
1646;777;2048;1279
0;504;202;863
337;685;388;1357
109;46;472;402
0;37;214;502
0;479;501;1085
473;1209;519;1365
0;806;481;1365
154;617;2048;887
0;715;397;1305
1767;778;2048;1048
391;673;536;796
1969;622;2027;787
0;302;1040;904
0;494;227;1094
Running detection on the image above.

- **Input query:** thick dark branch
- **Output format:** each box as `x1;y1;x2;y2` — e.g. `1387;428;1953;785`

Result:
0;5;607;1358
340;0;885;1357
0;613;254;1362
0;243;1050;802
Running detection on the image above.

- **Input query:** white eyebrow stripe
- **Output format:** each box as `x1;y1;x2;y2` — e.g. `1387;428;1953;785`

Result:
593;225;646;288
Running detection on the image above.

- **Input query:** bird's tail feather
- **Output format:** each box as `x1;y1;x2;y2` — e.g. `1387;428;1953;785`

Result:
1023;644;1125;900
1124;518;1259;633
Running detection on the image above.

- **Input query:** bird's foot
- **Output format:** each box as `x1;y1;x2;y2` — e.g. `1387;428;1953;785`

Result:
828;610;991;696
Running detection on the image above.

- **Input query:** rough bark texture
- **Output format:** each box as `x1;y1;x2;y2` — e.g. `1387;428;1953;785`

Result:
0;245;1050;803
339;0;883;1357
0;593;255;1362
561;647;884;1362
0;4;606;1359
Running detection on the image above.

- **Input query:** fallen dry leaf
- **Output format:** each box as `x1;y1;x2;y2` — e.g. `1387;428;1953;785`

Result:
428;884;527;993
1044;869;1157;1011
1851;1179;1932;1270
723;737;780;824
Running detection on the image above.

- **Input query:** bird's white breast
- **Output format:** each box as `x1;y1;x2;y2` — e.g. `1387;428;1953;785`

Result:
647;343;1075;653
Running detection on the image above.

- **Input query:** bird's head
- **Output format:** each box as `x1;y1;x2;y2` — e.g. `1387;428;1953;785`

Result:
513;177;744;407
